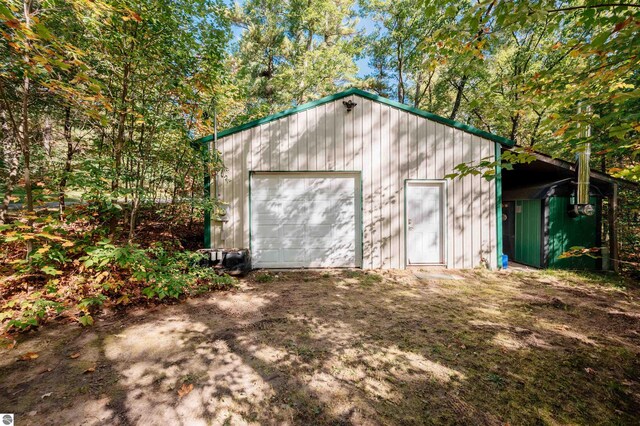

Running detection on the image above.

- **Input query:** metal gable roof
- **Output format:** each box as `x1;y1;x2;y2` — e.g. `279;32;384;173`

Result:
194;88;515;147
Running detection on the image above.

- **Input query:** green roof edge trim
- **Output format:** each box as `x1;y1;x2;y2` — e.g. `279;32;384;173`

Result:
193;88;515;147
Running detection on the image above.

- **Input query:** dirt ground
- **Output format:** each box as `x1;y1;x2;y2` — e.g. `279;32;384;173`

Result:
1;269;639;425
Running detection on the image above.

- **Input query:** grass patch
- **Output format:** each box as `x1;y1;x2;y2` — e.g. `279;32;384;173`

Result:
340;270;383;287
254;272;275;283
542;269;631;289
359;272;383;287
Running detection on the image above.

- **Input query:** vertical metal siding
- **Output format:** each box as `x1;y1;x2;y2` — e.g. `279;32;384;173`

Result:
210;94;498;269
514;199;542;267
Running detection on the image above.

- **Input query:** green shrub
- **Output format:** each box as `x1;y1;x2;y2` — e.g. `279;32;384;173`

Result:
81;242;235;300
1;296;65;330
0;234;236;332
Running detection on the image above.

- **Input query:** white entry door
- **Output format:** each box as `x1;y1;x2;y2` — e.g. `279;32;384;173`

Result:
406;181;446;265
250;172;361;268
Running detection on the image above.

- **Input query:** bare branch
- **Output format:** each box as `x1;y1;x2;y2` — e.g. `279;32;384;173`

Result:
548;4;640;13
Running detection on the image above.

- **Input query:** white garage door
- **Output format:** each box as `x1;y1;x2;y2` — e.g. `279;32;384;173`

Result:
250;172;361;268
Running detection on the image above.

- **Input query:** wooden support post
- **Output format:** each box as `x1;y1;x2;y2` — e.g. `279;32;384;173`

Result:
608;184;619;273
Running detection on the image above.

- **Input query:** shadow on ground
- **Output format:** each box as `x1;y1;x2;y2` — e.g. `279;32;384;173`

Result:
1;269;639;425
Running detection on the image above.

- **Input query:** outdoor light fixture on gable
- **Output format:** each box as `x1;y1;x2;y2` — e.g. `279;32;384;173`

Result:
343;99;357;112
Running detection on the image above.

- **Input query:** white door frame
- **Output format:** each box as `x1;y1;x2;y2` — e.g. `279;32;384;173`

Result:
249;171;363;268
404;179;448;266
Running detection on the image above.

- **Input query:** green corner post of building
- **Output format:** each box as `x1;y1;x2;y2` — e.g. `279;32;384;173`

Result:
495;142;503;269
203;139;211;249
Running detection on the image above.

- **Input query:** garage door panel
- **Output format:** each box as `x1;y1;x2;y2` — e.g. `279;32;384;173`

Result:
281;249;306;263
307;224;332;237
254;237;305;250
335;208;355;222
253;211;281;225
307;239;355;251
281;204;309;223
253;249;280;263
329;221;354;232
252;202;281;220
251;190;276;201
307;201;336;224
282;224;306;237
331;178;354;190
308;249;355;267
306;248;332;265
312;201;356;222
254;224;280;238
251;181;279;199
251;173;359;268
252;199;280;209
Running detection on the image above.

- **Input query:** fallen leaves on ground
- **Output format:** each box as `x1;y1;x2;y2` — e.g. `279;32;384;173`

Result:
69;352;80;359
19;352;39;361
178;383;193;399
83;366;96;374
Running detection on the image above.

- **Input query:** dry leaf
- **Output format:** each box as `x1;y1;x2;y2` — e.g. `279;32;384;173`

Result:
20;352;39;361
178;383;193;399
83;366;96;374
69;352;80;359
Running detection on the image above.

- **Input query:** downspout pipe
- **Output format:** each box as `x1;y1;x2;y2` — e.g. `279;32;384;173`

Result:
213;110;218;204
571;106;595;217
576;144;591;206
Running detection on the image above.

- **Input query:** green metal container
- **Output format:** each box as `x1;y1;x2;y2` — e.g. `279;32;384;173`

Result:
509;196;600;270
547;196;599;269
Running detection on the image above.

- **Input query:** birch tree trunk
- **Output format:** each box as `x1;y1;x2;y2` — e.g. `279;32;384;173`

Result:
0;112;20;224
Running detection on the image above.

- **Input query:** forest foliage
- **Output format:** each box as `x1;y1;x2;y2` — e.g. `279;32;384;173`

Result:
1;0;639;333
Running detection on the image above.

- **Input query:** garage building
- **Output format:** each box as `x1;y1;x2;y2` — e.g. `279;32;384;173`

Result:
197;88;514;269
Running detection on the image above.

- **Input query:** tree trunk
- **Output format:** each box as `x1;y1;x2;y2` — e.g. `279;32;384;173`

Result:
449;2;494;122
59;106;73;219
0;113;20;224
21;0;34;257
509;113;520;142
530;110;544;146
110;60;131;235
42;115;52;153
450;75;467;120
396;44;405;104
608;185;619;273
128;197;139;243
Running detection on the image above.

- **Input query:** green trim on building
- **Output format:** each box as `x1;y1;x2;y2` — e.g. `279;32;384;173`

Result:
203;141;211;249
194;88;515;147
495;143;503;269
